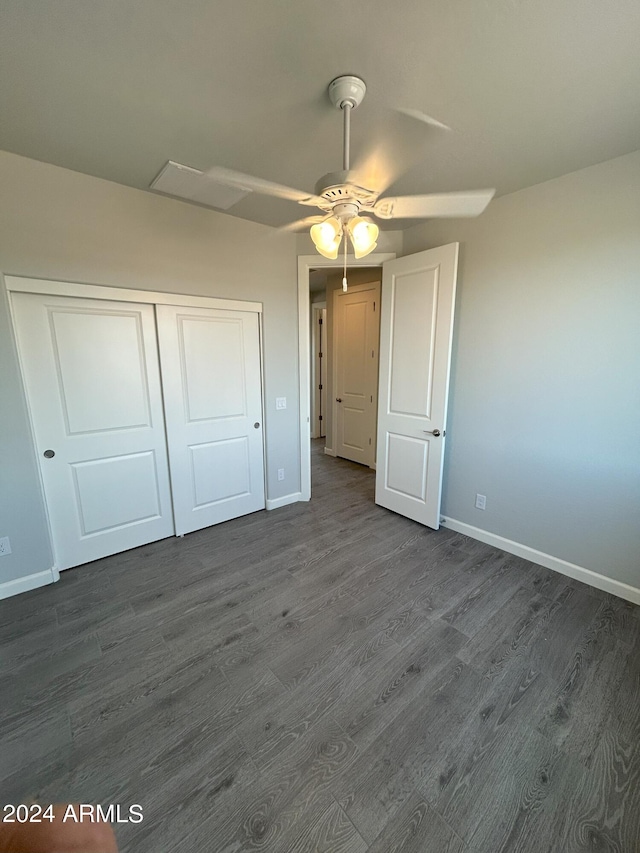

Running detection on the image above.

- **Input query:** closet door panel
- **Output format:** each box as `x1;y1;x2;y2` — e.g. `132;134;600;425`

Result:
11;293;175;570
156;305;265;535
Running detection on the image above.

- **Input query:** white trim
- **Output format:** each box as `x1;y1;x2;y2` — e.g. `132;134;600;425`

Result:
266;492;302;511
0;566;59;600
310;304;324;439
441;516;640;605
298;253;395;502
5;275;262;314
323;446;337;457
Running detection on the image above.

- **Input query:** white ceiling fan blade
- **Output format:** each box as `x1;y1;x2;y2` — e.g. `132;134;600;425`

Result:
278;216;327;233
396;107;452;132
205;166;323;206
351;106;448;198
374;189;495;220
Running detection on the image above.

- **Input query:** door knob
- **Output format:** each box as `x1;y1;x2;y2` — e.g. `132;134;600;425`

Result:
254;422;260;429
43;449;55;458
336;398;342;403
422;429;444;437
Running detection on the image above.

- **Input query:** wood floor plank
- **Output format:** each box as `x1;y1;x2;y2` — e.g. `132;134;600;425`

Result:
237;627;403;771
0;634;103;728
457;584;553;677
440;554;532;639
524;584;603;682
330;619;468;749
121;734;258;853
544;643;640;851
180;717;359;853
282;799;368;853
0;707;71;787
420;656;553;808
332;659;486;843
367;790;465;853
428;720;563;846
462;736;580;853
535;619;633;765
268;591;394;691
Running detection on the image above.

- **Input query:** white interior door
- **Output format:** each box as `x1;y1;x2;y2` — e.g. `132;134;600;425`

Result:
11;293;175;570
376;244;459;528
334;282;380;466
156;305;265;535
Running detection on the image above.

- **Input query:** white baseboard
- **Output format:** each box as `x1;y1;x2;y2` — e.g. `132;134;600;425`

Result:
266;491;303;511
323;447;336;457
441;516;640;606
0;566;60;601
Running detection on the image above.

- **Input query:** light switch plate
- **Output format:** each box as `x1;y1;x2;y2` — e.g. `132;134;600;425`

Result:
276;397;287;410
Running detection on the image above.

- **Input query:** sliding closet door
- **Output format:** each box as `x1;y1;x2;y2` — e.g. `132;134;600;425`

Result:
11;293;175;570
156;305;265;535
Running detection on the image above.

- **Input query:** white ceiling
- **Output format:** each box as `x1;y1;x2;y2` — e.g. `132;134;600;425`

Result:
1;1;639;230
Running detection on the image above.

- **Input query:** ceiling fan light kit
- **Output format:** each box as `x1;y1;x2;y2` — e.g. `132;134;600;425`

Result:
347;216;379;259
310;217;342;259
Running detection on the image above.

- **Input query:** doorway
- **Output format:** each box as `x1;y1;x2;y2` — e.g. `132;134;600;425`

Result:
300;255;395;498
298;246;460;531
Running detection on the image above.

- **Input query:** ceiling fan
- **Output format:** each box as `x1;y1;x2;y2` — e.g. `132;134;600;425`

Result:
204;76;495;270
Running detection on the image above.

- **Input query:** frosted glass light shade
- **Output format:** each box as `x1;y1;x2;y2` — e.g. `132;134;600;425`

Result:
310;217;343;259
347;217;379;258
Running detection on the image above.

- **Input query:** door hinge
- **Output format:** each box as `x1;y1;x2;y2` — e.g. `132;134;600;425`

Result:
319;384;323;390
369;437;372;445
319;415;323;421
370;395;373;402
373;301;376;311
319;317;323;325
371;350;375;358
319;351;323;358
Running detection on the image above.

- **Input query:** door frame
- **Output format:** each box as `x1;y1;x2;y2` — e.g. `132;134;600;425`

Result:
6;275;265;569
297;254;395;501
310;302;326;440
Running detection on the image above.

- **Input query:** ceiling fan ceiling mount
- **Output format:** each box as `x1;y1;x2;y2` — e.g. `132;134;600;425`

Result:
328;75;367;110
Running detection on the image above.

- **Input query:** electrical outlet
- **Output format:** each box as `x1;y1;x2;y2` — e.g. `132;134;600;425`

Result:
475;494;486;510
0;536;12;556
277;468;285;481
276;397;287;410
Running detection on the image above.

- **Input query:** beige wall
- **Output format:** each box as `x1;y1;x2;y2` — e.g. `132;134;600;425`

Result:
0;151;298;588
403;149;640;587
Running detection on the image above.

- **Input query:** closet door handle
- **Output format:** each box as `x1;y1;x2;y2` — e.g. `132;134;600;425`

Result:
43;449;55;458
336;398;342;403
254;422;260;429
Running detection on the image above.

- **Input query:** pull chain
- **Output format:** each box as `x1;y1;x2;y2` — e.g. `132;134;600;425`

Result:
342;223;348;291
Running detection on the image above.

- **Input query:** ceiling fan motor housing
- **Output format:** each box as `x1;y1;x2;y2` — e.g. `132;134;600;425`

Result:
315;170;378;214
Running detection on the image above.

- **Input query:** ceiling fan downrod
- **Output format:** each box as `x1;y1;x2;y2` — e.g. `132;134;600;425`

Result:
328;74;366;173
342;101;351;171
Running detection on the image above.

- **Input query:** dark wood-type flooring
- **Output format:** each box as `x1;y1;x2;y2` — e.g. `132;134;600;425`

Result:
1;441;639;852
